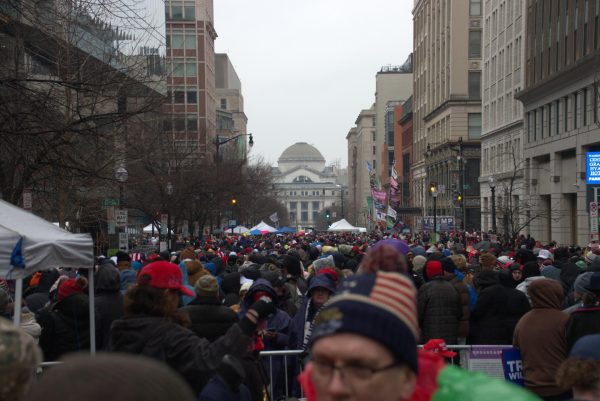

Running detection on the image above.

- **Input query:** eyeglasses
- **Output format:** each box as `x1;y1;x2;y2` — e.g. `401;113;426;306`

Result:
311;357;401;382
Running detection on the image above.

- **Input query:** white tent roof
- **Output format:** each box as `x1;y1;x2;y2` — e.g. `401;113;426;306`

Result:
250;221;277;233
0;199;94;279
232;225;250;234
328;218;360;232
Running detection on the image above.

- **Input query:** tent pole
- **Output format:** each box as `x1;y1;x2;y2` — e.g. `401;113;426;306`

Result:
88;267;96;355
13;278;22;326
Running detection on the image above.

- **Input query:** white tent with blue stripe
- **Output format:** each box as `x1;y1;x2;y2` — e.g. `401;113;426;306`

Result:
0;199;93;279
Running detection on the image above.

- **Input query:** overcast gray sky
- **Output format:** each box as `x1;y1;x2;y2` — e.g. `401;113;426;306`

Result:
214;0;413;167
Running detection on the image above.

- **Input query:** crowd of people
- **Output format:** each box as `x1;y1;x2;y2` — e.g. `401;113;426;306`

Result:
1;229;600;401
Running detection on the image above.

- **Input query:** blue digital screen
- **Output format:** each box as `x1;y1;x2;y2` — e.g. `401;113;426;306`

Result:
587;152;600;185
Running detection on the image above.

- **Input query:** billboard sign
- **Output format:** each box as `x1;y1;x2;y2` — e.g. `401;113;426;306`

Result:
587;152;600;184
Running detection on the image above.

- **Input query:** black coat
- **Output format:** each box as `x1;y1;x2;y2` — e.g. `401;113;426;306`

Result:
37;293;97;361
181;296;238;342
566;305;600;351
94;264;124;350
417;277;462;344
109;315;251;395
469;283;511;344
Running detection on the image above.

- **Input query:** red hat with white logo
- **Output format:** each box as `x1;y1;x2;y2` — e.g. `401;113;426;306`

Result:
137;261;195;297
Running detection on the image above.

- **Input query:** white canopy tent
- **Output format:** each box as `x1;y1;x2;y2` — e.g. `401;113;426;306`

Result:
231;225;250;234
142;223;173;234
327;218;361;232
0;199;95;351
250;221;277;233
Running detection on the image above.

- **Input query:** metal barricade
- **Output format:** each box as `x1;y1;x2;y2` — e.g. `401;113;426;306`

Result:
259;345;515;400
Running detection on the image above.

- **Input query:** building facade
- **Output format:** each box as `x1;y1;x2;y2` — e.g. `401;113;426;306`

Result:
374;61;413;184
273;143;345;229
516;0;600;246
395;96;416;228
412;0;483;232
164;0;217;155
215;53;248;159
347;107;377;228
480;0;527;235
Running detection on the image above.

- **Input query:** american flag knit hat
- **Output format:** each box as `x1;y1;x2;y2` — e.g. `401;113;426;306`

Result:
310;271;419;373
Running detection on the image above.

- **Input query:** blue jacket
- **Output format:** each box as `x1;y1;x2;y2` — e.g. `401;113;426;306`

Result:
198;375;252;401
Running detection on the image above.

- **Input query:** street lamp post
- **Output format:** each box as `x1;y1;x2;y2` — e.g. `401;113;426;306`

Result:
336;184;345;218
215;133;253;233
166;181;173;252
115;167;128;251
488;176;497;233
429;182;438;241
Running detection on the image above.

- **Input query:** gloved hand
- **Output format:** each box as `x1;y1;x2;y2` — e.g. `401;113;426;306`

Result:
249;296;276;320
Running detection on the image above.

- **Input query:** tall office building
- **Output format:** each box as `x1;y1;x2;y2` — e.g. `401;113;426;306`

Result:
517;0;600;246
480;0;526;235
215;53;248;159
347;106;377;228
164;0;217;155
412;0;483;231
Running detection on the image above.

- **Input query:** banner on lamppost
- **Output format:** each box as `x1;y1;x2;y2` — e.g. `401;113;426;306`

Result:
160;214;168;235
22;189;32;211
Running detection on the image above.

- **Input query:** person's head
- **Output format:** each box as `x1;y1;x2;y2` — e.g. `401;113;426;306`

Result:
58;276;88;301
116;251;131;270
194;275;219;299
556;334;600;401
479;252;497;270
537;249;553;265
23;353;195;401
308;272;418;401
308;276;336;308
125;261;194;324
509;263;523;282
0;317;41;401
450;254;467;273
424;260;443;281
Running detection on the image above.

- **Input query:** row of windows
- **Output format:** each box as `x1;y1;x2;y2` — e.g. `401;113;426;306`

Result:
526;86;597;143
166;33;196;50
284;190;340;197
482;138;521;175
167;60;197;78
165;1;195;21
483;88;522;130
289;211;318;223
163;115;197;132
289;201;321;211
167;88;197;104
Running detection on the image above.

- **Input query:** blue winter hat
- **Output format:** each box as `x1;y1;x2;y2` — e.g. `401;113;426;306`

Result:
570;334;600;360
310;272;419;373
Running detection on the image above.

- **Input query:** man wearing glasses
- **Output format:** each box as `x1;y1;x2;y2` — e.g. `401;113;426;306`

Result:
304;271;419;401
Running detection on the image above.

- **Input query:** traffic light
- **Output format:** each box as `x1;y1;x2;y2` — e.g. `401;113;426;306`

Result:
325;210;331;219
457;193;463;202
231;198;237;205
429;182;437;194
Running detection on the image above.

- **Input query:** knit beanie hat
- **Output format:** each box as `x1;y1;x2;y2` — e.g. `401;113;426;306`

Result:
425;260;443;280
58;277;87;301
441;257;457;274
574;272;594;295
116;251;131;263
310;272;419;373
194;275;219;297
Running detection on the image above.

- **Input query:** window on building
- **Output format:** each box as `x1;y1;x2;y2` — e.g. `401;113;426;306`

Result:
469;30;482;58
163;119;172;131
470;0;481;16
185;62;196;76
289;211;296;223
220;99;227;110
186;115;197;132
171;34;184;49
173;88;185;103
373;146;376;155
174;117;185;131
564;96;569;131
289;202;297;210
468;71;481;99
468;113;482;139
372;131;376;142
187;90;197;103
555;100;560;135
185;35;196;50
584;87;589;126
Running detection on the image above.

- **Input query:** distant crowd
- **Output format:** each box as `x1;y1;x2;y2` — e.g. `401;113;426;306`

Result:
1;230;600;401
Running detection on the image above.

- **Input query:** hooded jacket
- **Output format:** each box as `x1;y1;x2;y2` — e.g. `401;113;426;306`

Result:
469;271;511;344
513;279;568;397
182;295;238;343
109;316;252;395
37;292;97;361
94;264;124;350
25;269;60;313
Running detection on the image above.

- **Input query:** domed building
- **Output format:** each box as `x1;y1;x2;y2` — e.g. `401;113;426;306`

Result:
273;142;346;229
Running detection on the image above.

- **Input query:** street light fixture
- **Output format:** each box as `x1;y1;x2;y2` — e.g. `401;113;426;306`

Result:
214;133;254;231
488;176;497;233
166;181;173;251
430;182;438;241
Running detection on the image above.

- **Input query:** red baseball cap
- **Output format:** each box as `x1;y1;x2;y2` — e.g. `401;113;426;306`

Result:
423;339;457;358
138;261;195;297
